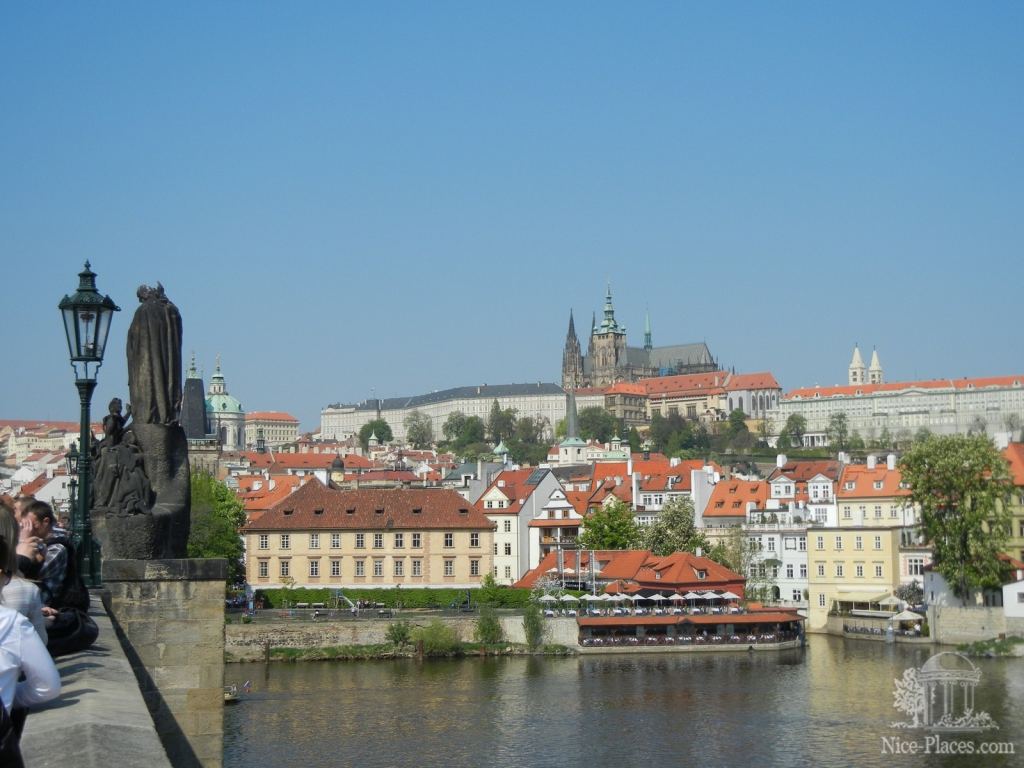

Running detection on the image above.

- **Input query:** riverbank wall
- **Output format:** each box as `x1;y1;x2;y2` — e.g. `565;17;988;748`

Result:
225;615;579;661
927;605;1024;645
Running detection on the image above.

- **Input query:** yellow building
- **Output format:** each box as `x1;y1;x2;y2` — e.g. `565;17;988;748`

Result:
835;457;915;528
1003;444;1024;565
807;526;902;630
243;480;494;589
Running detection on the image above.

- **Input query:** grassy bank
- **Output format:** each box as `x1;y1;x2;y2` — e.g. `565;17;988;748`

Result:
266;643;576;662
957;635;1024;657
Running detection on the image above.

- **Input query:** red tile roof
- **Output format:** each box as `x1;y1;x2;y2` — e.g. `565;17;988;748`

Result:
244;480;494;531
724;372;781;391
245;411;299;423
1003;444;1024;486
704;480;768;517
768;460;841;483
785;375;1024;400
836;464;909;499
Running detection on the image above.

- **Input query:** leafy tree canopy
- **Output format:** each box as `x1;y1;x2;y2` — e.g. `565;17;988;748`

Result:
404;409;434;449
899;434;1013;601
578;406;620;444
359;419;393;450
578;499;640;550
188;472;246;585
487;400;517;444
641;496;710;556
783;414;807;447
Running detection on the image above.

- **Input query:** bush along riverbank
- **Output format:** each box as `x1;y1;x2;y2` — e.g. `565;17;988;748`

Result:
266;642;576;662
957;635;1024;658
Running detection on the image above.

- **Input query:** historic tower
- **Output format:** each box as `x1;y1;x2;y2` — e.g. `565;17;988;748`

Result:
561;310;585;391
848;345;866;386
868;348;884;384
589;284;628;387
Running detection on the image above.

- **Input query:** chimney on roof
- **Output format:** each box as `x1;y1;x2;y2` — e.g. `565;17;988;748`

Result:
867;454;877;470
695;547;703;558
670;457;680;467
886;453;897;471
776;454;787;469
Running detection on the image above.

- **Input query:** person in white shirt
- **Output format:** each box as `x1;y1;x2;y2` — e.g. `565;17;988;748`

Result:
0;505;61;767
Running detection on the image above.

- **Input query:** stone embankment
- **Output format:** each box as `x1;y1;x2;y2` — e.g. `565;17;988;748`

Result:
225;615;579;661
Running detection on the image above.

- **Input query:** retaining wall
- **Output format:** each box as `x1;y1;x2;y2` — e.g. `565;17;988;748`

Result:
928;605;1024;645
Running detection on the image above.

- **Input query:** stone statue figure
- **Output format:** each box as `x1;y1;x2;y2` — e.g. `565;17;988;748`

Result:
93;285;191;561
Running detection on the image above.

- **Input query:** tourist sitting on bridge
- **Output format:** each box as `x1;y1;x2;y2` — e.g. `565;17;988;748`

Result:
0;505;61;766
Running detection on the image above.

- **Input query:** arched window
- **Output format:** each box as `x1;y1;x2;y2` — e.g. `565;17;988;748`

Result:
728;397;733;412
738;397;744;413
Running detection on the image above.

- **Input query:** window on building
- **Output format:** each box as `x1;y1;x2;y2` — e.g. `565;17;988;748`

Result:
355;560;365;577
843;507;852;519
874;536;881;550
874;565;883;578
258;560;268;578
412;533;421;548
280;534;290;550
309;560;320;577
855;564;863;578
280;560;290;578
470;532;480;548
816;536;824;550
394;559;404;577
855;536;863;551
373;533;384;549
504;543;512;556
504;565;511;579
470;559;480;576
373;559;384;577
835;564;844;577
817;563;825;577
412;559;422;577
890;507;898;518
444;559;454;577
767;538;776;552
874;505;882;518
330;559;341;577
310;533;320;549
908;557;925;576
331;533;341;549
800;564;807;578
355;533;365;549
786;564;794;578
504;520;512;533
818;594;826;607
799;538;806;552
258;534;269;550
835;536;843;550
792;589;802;602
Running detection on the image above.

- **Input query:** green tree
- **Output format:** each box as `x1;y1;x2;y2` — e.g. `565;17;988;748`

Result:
478;572;502;605
404;410;434;449
826;412;849;450
386;620;412;648
578;406;619;443
522;603;545;650
487;399;517;443
442;411;467;443
757;416;774;447
782;414;807;448
456;416;486;450
513;415;546;445
641;496;710;556
899;434;1013;602
359;419;393;450
627;427;642;452
554;418;567;440
578;499;640;550
474;604;504;644
707;527;776;602
188;472;246;585
726;409;749;440
848;430;865;451
877;425;892;450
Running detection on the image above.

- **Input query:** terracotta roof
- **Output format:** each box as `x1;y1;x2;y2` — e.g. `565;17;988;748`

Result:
785;375;1024;400
704;480;768;517
474;468;550;515
605;382;647;396
238;475;306;513
245;411;299;423
768;460;841;483
723;372;781;391
836;464;909;499
18;473;51;496
1003;444;1024;486
244;480;494;531
639;371;729;397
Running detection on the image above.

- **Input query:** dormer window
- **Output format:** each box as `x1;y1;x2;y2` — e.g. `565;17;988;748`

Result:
412;508;422;515
314;508;324;516
459;508;469;515
375;508;384;515
873;481;883;490
696;570;707;580
346;508;355;515
283;509;293;516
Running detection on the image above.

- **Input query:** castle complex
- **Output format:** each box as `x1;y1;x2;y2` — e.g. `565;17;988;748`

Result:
561;285;717;390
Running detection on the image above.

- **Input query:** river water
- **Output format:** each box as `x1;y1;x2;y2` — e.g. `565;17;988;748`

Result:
224;636;1022;768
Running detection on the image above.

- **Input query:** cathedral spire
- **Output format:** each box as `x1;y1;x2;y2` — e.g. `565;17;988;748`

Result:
848;344;866;385
644;308;652;351
562;309;584;391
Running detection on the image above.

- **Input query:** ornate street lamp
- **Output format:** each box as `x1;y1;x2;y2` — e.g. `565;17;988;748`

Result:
65;441;79;522
59;262;120;586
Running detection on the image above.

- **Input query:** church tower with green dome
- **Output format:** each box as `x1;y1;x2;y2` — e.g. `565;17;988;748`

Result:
205;354;245;450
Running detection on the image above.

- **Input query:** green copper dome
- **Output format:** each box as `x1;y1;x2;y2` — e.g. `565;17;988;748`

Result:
206;393;243;412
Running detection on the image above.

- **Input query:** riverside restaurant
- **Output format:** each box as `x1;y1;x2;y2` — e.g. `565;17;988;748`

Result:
577;608;805;652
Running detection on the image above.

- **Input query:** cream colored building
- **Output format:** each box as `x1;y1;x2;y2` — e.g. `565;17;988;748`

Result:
245;411;300;449
244;481;494;589
807;526;902;630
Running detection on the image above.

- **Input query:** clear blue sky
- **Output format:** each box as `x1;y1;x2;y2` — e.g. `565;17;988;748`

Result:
2;3;1022;431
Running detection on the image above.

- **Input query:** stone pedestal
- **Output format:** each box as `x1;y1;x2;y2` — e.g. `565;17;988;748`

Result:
102;558;227;768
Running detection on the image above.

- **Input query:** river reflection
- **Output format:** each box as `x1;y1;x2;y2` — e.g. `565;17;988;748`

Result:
225;636;1021;768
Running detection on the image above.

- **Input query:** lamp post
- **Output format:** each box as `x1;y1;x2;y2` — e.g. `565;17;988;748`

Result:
66;441;79;525
59;262;120;587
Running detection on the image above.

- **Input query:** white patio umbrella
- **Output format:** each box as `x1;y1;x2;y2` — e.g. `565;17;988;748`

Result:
650;593;667;602
701;592;719;601
720;591;740;601
538;594;558;603
600;593;616;602
669;593;686;602
581;594;601;601
878;595;901;610
560;594;579;602
890;609;923;623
